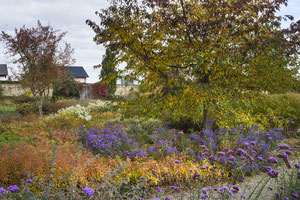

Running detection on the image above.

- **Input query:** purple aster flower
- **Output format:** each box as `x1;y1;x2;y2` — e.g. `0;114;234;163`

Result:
229;190;233;196
244;142;250;146
269;157;278;164
165;197;171;200
250;141;256;146
290;121;295;124
157;187;162;193
247;154;254;163
295;163;300;169
242;195;246;199
7;185;20;192
268;169;279;178
286;150;292;156
209;155;216;161
173;186;180;191
286;160;292;169
217;152;225;157
201;194;209;199
202;189;207;194
278;116;284;120
269;117;274;120
170;186;180;191
202;152;209;156
257;156;264;161
26;178;33;183
189;169;193;172
82;187;94;196
219;186;229;192
280;186;284;190
292;192;298;199
0;188;5;195
227;149;234;154
200;166;206;169
278;145;290;150
283;197;289;200
233;185;239;192
236;148;248;156
139;198;144;200
229;155;236;162
268;186;273;191
174;160;180;163
153;198;160;200
152;170;156;175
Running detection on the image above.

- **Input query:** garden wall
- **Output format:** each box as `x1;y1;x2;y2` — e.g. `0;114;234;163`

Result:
1;82;26;96
1;82;138;98
0;82;53;97
115;84;139;96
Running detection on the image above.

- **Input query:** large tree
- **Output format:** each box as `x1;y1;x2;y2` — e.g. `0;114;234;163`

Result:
87;0;299;128
94;47;118;95
1;21;74;117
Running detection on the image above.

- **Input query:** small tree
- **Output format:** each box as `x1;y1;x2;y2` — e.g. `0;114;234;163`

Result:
94;48;118;95
0;21;74;117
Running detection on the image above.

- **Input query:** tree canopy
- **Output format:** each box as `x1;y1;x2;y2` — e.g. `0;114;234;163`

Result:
1;21;74;117
87;0;299;128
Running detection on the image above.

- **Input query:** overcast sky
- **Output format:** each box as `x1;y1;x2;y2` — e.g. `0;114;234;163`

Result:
0;0;299;83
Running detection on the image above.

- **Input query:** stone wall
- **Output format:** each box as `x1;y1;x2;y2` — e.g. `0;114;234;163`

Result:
1;82;26;96
0;82;53;97
1;82;137;98
115;84;139;96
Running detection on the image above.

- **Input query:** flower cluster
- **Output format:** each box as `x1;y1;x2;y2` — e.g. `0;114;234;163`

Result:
81;126;180;159
82;187;94;196
7;185;20;192
47;104;92;121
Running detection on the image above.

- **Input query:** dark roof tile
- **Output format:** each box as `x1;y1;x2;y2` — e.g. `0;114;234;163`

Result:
65;66;89;78
0;64;8;76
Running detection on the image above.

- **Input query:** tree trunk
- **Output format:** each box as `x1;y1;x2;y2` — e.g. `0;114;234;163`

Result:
203;101;209;130
45;88;50;103
34;92;43;118
38;97;43;118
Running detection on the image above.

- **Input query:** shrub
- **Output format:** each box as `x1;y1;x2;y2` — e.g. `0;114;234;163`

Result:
91;83;107;98
0;104;16;113
42;99;79;114
0;85;3;99
52;75;80;100
15;103;38;116
123;92;300;131
13;95;35;104
0;132;24;146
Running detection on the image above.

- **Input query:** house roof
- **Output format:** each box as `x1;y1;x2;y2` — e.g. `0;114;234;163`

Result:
0;64;8;76
65;66;89;78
